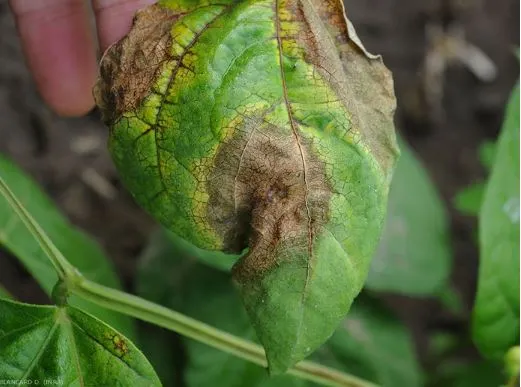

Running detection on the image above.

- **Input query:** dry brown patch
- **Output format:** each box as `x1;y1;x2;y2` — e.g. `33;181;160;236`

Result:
206;115;331;281
93;5;180;124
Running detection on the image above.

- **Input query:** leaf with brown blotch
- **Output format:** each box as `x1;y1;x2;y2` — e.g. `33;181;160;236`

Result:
94;0;398;373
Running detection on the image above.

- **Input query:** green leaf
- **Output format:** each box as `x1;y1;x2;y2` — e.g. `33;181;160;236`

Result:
431;360;503;387
453;182;485;216
0;298;160;385
366;138;451;294
137;231;302;387
505;346;520;381
479;140;497;171
0;155;135;339
137;230;421;387
319;298;423;387
137;323;180;387
166;230;238;272
0;284;12;299
472;83;520;358
94;0;398;371
437;285;465;316
452;141;495;217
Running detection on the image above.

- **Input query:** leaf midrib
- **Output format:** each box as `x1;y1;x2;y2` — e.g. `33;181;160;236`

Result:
273;0;313;362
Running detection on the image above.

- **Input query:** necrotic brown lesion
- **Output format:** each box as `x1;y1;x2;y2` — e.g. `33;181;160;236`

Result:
94;4;180;124
206;111;331;279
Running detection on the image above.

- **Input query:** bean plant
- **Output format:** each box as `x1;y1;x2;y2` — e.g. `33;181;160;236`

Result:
0;1;518;386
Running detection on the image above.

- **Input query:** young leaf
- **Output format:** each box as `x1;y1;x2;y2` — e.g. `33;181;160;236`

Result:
0;155;135;338
366;137;451;295
472;83;520;358
94;0;398;372
0;298;160;385
137;230;421;387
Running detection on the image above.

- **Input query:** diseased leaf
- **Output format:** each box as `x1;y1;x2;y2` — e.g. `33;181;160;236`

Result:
366;138;451;294
0;298;160;385
186;135;452;297
472;83;520;358
95;0;398;372
0;154;135;339
137;230;303;387
137;230;421;387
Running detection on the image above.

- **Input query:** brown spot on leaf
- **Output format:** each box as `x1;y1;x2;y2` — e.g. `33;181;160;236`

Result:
206;114;331;281
112;334;129;357
93;5;180;124
296;0;398;174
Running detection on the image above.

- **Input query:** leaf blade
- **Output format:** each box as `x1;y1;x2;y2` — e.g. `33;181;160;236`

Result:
95;0;398;371
0;298;160;385
472;83;520;358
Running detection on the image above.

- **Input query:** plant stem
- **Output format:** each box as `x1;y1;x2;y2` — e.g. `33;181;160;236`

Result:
71;277;376;387
0;176;76;280
0;172;376;387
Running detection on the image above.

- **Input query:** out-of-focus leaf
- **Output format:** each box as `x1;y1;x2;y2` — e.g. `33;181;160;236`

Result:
137;230;422;387
137;323;180;387
95;0;399;372
427;332;461;360
366;138;451;295
437;286;465;316
505;346;520;381
479;141;496;171
0;155;135;338
319;298;423;387
430;360;503;387
0;298;159;385
0;284;11;299
453;182;485;216
166;230;237;272
472;84;520;358
453;141;495;217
